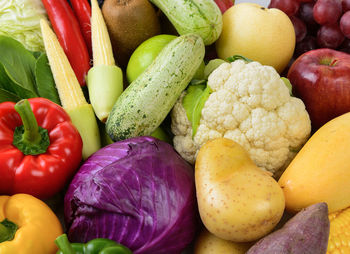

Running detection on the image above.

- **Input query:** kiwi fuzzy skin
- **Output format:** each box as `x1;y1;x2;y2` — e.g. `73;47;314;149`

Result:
102;0;161;67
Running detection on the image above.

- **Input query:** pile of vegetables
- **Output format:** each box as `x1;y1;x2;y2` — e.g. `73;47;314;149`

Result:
1;0;350;253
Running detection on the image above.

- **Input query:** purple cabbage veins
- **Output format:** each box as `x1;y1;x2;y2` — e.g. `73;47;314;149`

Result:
64;136;197;254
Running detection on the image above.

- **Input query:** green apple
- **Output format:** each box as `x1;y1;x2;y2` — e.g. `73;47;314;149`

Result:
216;3;295;73
126;34;177;84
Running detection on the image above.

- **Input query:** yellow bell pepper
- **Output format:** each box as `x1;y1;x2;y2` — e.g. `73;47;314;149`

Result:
0;194;63;254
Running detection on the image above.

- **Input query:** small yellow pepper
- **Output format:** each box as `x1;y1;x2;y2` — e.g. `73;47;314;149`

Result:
0;194;63;254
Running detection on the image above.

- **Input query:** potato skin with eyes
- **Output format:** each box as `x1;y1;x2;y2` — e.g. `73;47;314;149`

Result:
194;228;252;254
195;138;285;242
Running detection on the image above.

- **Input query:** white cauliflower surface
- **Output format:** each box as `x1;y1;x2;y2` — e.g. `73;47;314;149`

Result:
171;60;311;177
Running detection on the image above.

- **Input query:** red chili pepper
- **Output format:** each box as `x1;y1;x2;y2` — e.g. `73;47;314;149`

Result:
70;0;92;58
42;0;91;86
0;98;83;199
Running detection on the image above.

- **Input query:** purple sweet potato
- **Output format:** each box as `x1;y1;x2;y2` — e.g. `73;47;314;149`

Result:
246;202;330;254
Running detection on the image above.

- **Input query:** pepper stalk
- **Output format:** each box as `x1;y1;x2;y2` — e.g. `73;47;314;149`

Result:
12;99;50;155
40;19;101;160
0;219;17;243
86;0;124;123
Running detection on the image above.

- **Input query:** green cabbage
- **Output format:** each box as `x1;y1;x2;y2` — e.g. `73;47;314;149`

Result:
0;0;48;52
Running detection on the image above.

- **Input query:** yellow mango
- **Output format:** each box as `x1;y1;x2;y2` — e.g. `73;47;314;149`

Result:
195;138;285;242
278;112;350;214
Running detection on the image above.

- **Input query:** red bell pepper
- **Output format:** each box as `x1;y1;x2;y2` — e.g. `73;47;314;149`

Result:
0;98;83;199
42;0;91;86
70;0;92;58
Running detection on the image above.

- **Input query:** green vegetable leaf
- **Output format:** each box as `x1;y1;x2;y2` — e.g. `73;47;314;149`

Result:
35;53;61;105
30;51;43;59
227;55;253;63
0;88;21;103
0;36;37;94
0;62;37;99
182;82;212;138
281;77;293;96
204;58;227;79
189;79;207;86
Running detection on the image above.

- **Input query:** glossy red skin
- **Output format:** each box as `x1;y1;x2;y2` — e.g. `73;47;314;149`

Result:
42;0;91;86
0;98;83;199
214;0;234;13
70;0;92;58
287;48;350;130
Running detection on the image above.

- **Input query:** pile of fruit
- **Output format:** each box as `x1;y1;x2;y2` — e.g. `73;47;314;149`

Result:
0;0;350;253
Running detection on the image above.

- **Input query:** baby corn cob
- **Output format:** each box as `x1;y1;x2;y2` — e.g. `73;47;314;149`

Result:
40;19;101;160
87;0;123;123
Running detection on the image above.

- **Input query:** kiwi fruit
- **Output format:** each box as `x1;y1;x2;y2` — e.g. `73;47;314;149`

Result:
102;0;161;68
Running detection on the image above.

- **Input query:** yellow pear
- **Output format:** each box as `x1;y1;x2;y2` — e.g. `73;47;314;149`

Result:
216;3;295;73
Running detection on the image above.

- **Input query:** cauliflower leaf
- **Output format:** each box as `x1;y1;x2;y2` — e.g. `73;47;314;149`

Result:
182;80;212;138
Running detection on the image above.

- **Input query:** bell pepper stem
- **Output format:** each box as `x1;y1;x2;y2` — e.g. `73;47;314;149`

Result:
0;219;18;243
55;234;76;254
0;223;9;242
14;99;41;144
12;99;50;155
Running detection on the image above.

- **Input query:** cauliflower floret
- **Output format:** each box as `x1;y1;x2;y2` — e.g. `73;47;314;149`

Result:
171;60;311;177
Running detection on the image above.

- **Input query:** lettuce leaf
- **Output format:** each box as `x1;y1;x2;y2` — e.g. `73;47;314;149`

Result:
0;0;47;52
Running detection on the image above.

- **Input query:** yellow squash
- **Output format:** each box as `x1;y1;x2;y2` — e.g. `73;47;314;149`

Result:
278;112;350;213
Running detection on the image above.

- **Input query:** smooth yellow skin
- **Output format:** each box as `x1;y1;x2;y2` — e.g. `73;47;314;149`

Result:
279;113;350;214
194;228;252;254
216;3;295;73
195;138;285;242
0;194;63;254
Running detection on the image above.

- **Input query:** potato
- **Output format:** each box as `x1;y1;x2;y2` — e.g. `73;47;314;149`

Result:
195;138;285;242
194;228;252;254
246;202;330;254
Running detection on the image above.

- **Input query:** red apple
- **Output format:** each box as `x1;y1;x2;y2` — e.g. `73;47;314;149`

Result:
214;0;234;13
287;48;350;130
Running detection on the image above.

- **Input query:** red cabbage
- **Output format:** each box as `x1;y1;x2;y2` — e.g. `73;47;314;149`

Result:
64;136;197;254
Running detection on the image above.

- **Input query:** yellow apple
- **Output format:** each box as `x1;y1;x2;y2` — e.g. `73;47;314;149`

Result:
216;3;295;73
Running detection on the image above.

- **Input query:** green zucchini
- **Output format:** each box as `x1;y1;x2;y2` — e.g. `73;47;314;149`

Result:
149;0;222;45
106;34;205;141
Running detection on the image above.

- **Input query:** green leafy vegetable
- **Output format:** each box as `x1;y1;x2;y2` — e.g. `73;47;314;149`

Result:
0;88;21;103
0;0;47;52
35;53;61;105
0;62;37;99
31;51;43;59
182;81;211;138
0;36;61;105
0;36;37;93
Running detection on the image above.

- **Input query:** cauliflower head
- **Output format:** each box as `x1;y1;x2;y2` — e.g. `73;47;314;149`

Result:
171;60;311;177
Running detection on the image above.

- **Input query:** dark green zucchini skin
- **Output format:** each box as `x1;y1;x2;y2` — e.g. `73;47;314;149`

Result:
106;34;205;141
149;0;223;45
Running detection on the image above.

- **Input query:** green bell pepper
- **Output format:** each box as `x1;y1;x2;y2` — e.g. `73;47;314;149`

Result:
55;234;132;254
